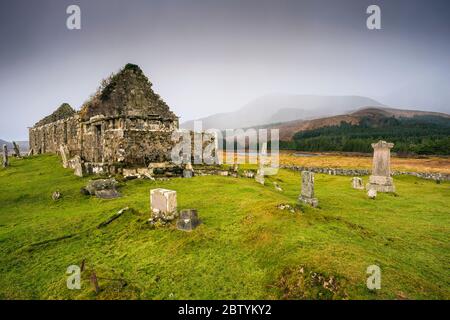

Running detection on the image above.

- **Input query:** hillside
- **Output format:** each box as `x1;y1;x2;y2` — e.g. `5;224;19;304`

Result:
0;155;449;299
181;95;383;130
283;113;450;155
267;107;450;141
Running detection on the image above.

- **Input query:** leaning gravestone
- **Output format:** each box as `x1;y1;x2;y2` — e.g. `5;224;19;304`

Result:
176;209;201;231
12;141;21;158
366;140;396;192
59;145;70;168
150;188;177;221
298;171;319;207
2;145;8;168
351;177;364;190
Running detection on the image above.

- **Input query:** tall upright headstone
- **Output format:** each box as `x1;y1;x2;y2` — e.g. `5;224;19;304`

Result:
60;144;70;168
2;145;8;168
366;140;395;192
255;142;267;185
12;142;21;158
299;171;318;207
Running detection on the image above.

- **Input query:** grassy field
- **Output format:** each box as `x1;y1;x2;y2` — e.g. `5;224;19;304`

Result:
0;155;449;299
278;151;450;174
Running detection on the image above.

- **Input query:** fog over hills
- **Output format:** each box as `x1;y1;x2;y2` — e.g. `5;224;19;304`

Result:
181;95;384;130
262;106;450;141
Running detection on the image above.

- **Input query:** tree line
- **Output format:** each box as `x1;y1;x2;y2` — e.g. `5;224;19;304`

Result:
281;115;450;155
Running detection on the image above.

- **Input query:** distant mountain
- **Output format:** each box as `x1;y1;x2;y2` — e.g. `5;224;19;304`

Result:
181;95;384;130
0;139;29;154
263;107;450;141
286;109;450;155
0;139;10;148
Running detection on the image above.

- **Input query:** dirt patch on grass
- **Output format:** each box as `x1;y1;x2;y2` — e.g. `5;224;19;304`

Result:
274;265;348;300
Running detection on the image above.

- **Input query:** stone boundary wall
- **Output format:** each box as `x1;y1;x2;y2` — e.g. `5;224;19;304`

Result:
280;165;450;181
122;164;449;181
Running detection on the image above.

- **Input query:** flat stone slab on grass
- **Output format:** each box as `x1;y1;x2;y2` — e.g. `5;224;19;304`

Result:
83;178;120;199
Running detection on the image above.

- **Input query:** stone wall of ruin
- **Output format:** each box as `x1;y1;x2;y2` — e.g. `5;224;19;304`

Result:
29;115;213;170
29;116;80;157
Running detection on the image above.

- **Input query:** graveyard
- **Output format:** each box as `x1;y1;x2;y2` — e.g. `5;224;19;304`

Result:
0;153;448;299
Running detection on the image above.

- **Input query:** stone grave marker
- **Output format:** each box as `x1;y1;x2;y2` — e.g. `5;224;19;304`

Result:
176;209;201;231
298;171;319;207
367;140;396;192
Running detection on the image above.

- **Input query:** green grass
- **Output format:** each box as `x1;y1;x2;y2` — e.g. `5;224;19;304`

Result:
0;155;449;300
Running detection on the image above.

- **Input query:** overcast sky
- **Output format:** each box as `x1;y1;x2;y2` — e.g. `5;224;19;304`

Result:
1;0;449;140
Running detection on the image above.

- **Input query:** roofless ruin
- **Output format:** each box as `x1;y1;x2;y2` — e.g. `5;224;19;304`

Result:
29;64;213;176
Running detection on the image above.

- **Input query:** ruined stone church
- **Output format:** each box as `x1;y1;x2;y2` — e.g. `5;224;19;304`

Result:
29;64;193;175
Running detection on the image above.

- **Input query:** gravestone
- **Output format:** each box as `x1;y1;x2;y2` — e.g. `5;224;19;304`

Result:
150;188;177;220
351;177;364;190
2;145;8;168
255;142;267;185
176;209;201;231
366;140;396;192
68;155;84;177
183;162;193;178
298;171;318;207
12;141;21;158
59;145;70;168
255;168;265;185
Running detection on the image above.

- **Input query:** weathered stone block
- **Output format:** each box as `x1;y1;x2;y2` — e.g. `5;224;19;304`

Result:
176;209;201;231
2;145;8;168
299;171;319;207
84;178;120;199
351;177;364;190
367;188;377;199
367;140;396;193
183;170;193;178
150;188;177;217
59;144;70;168
68;155;84;177
255;169;265;185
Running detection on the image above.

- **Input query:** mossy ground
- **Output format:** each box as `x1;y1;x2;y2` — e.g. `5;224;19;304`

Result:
0;155;448;299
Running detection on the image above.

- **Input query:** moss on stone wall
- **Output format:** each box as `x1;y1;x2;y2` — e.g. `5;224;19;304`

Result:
34;103;76;127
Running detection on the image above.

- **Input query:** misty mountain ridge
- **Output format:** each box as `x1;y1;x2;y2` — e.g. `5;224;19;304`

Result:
263;106;450;141
0;139;29;154
181;94;384;130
